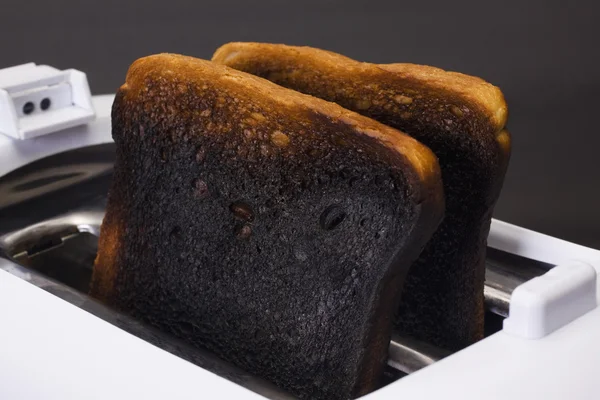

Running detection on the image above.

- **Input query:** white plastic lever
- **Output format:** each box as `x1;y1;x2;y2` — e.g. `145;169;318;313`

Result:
503;261;597;339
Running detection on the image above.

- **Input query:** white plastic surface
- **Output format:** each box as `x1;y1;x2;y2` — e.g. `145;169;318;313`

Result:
489;219;600;266
0;63;95;139
0;63;66;92
367;306;600;400
503;261;598;339
0;94;113;177
0;267;265;400
489;219;600;303
11;81;72;118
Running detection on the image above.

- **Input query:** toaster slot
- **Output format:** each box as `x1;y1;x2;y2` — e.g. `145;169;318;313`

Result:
485;247;552;317
12;231;96;293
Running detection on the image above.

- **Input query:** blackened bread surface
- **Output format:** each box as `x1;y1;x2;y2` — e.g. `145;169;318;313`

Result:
91;54;443;400
213;43;511;351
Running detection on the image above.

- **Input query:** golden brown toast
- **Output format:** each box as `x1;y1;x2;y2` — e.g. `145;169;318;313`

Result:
91;54;443;399
213;43;511;350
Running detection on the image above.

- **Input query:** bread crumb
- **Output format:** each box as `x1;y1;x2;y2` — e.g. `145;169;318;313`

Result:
251;112;266;121
394;95;413;105
193;179;209;198
450;105;464;117
271;131;290;147
196;147;206;163
355;99;371;110
236;224;252;239
260;144;272;156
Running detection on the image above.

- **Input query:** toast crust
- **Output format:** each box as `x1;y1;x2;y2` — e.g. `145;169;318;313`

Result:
123;54;440;188
213;43;507;134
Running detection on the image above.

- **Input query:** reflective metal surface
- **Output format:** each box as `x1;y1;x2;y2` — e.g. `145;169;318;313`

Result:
484;247;552;317
388;334;451;374
0;143;114;236
0;144;556;397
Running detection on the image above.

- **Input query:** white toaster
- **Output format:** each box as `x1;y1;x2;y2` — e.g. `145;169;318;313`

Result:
1;64;598;400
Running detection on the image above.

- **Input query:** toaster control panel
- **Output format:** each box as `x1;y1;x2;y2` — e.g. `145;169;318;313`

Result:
0;63;95;140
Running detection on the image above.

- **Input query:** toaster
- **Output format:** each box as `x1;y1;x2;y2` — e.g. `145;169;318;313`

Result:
1;64;599;400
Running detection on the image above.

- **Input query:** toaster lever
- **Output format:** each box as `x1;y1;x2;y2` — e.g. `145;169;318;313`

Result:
503;261;598;339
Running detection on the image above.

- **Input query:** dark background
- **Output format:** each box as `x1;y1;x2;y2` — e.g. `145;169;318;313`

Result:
2;0;599;248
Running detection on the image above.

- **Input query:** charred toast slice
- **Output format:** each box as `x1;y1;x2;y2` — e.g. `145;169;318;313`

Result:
213;43;510;350
91;54;443;399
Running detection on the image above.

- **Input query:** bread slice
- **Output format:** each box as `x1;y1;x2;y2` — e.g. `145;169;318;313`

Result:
91;54;443;399
213;43;511;351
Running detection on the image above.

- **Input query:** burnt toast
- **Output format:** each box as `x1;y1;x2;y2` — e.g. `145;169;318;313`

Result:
91;54;444;399
213;43;511;350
